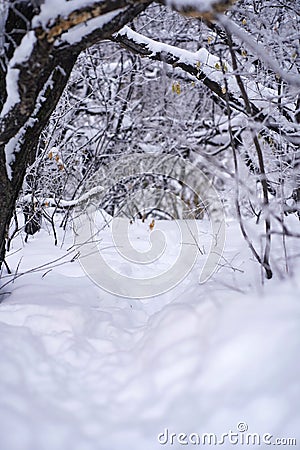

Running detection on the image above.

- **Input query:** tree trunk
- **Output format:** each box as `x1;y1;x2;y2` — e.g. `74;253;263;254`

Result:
0;53;77;272
0;152;15;266
0;1;151;276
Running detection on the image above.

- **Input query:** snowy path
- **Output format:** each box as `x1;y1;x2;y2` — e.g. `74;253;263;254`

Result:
0;220;300;450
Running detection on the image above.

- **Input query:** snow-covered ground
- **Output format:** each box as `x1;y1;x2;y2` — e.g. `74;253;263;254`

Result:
0;216;299;450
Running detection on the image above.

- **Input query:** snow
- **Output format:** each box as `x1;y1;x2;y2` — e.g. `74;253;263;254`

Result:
74;211;225;297
117;26;297;138
0;31;37;119
118;26;211;68
56;9;127;46
218;14;300;89
117;26;255;102
33;0;219;29
4;70;54;180
23;185;104;209
33;0;110;28
4;117;38;180
1;216;299;450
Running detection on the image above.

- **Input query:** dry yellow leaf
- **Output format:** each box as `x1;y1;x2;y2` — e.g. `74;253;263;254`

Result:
172;82;181;94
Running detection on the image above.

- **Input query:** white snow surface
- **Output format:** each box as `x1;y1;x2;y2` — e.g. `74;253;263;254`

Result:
0;218;300;450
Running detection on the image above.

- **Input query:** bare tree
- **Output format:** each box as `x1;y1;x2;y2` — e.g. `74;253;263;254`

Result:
1;0;299;280
0;0;241;273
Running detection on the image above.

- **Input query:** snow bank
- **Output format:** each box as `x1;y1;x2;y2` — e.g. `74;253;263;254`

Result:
0;220;299;449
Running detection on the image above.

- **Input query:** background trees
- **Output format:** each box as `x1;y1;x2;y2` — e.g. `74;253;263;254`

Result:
0;0;299;279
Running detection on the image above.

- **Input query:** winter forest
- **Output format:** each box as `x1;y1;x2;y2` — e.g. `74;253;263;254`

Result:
0;0;300;449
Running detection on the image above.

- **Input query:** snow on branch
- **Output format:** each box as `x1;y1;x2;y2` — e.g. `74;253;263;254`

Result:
33;0;138;43
218;14;300;89
54;9;127;46
0;31;37;119
33;0;236;36
31;0;237;46
115;26;298;143
0;0;236;145
116;25;234;96
0;1;150;181
23;185;104;209
0;2;147;134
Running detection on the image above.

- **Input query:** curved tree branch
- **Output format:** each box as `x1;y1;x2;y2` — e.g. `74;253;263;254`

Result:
114;25;299;144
